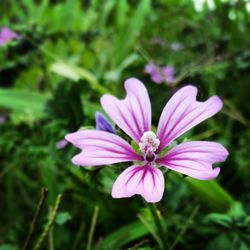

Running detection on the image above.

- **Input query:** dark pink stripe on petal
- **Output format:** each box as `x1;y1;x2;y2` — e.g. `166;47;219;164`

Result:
101;78;151;142
65;130;143;167
157;141;228;180
157;86;223;150
112;165;164;203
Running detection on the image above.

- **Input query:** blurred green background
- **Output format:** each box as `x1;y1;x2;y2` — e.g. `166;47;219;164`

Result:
0;0;250;249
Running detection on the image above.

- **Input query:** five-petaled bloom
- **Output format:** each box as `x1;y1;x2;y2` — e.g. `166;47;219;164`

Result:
66;78;228;202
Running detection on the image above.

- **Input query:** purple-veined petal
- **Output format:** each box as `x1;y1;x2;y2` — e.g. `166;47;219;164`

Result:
101;78;151;142
65;130;143;166
157;85;223;150
112;164;164;202
157;141;228;180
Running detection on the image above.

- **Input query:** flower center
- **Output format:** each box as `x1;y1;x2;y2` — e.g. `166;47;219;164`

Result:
139;131;160;162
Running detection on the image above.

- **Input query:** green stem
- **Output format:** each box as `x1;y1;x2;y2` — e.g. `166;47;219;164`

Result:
72;222;85;250
22;187;48;250
137;214;163;249
48;206;54;250
148;203;169;250
170;205;200;250
33;193;63;250
86;206;99;250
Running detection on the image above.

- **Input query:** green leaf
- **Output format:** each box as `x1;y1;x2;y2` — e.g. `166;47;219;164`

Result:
205;213;232;228
51;62;81;82
0;88;48;119
228;202;246;219
50;62;109;94
173;173;235;212
0;245;18;250
55;212;72;225
46;81;84;130
111;0;151;68
98;221;154;249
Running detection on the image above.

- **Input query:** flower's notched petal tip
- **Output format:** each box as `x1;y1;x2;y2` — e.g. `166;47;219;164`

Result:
158;141;228;181
101;78;151;142
211;167;220;179
179;84;198;93
64;133;72;143
64;132;78;145
157;85;225;149
71;155;80;165
111;165;164;203
210;96;223;111
195;167;221;180
124;77;142;87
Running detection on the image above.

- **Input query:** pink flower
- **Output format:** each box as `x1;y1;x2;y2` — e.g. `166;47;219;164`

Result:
56;139;68;149
145;63;176;85
66;78;228;202
0;27;20;46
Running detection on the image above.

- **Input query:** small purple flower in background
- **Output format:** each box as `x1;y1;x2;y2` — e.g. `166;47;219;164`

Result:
0;27;20;46
56;139;68;149
66;78;228;203
0;115;7;124
95;111;116;134
145;63;176;85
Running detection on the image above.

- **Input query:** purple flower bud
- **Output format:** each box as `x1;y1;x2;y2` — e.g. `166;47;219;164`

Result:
0;27;20;46
95;112;116;134
56;139;68;149
0;115;7;124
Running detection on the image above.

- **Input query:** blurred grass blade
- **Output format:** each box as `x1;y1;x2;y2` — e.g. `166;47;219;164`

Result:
0;88;48;118
33;194;63;250
111;0;151;68
98;221;155;249
184;177;235;213
86;206;99;250
138;213;163;249
51;62;109;94
51;62;81;82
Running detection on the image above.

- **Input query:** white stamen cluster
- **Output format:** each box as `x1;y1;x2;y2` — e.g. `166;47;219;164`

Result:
139;131;160;154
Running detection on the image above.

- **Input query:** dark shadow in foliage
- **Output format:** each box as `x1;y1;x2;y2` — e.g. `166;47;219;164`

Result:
46;81;84;131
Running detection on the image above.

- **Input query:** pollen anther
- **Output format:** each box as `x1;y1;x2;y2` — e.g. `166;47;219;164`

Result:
139;131;160;155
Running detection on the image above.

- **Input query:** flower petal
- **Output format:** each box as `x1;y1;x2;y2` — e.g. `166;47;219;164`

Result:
157;85;223;150
65;130;143;166
157;141;228;180
112;165;164;202
101;78;151;142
